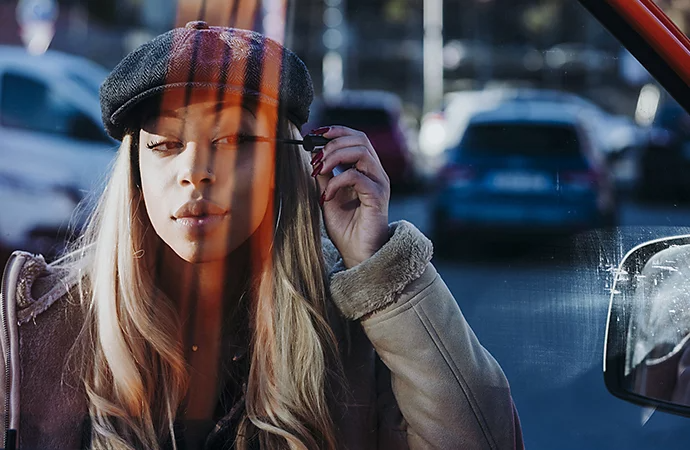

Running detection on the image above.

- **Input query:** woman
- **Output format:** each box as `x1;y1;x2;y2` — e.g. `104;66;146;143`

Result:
0;23;522;450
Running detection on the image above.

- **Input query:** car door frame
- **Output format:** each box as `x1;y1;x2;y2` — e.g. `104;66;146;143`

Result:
578;0;690;114
578;0;690;414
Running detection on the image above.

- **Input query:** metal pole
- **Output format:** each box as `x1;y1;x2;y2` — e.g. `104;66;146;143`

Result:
423;0;443;113
322;0;346;98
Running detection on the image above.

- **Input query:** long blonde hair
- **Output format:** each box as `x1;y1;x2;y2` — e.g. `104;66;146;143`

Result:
55;118;343;449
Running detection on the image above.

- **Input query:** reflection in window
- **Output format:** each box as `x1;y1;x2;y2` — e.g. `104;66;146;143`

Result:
458;123;581;158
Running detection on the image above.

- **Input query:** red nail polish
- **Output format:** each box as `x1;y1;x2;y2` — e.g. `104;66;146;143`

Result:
310;127;330;136
311;151;323;166
320;192;326;206
311;162;323;177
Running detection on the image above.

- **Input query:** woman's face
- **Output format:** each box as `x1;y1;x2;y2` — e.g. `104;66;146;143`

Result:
138;93;275;263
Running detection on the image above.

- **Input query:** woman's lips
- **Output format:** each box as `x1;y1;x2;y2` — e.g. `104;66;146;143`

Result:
174;213;227;233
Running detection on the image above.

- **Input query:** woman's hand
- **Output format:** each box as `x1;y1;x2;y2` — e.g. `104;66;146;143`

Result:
311;126;390;269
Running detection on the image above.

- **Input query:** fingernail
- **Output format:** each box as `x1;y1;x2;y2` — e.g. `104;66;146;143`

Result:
320;191;326;206
311;162;323;177
310;151;323;166
310;127;330;136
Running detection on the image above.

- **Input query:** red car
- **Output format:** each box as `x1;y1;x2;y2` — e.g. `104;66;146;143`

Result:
305;90;416;188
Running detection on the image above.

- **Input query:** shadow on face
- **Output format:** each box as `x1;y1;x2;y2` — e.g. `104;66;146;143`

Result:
137;91;276;264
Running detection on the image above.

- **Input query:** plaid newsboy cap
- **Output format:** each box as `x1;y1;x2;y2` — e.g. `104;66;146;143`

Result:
100;21;314;141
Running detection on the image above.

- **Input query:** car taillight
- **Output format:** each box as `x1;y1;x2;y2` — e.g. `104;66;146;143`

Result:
440;164;475;187
561;170;599;190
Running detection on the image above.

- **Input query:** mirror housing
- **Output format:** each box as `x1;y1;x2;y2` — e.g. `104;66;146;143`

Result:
605;234;690;418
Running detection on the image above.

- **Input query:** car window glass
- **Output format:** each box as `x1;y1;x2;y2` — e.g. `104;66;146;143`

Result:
3;1;690;449
66;72;102;97
459;123;581;158
0;71;107;142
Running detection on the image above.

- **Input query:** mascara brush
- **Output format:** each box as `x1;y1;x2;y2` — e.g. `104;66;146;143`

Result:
274;134;331;152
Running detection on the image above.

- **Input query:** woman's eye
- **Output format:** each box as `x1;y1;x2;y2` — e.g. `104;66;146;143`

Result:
146;141;182;153
214;134;258;147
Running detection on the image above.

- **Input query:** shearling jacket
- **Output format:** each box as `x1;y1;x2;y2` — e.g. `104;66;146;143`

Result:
0;220;523;449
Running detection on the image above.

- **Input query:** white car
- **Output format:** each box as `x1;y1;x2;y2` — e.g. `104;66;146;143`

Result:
0;45;117;256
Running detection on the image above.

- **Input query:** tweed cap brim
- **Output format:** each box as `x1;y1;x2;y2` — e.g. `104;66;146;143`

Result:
100;23;313;141
111;83;281;128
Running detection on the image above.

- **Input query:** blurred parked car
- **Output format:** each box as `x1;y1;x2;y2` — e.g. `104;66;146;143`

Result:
417;89;508;177
0;157;81;258
635;96;690;201
306;90;417;188
431;101;617;248
419;87;644;189
494;88;645;160
505;88;645;190
0;45;116;256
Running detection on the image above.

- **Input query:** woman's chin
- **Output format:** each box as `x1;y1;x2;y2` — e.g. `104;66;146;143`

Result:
171;238;244;264
158;225;259;264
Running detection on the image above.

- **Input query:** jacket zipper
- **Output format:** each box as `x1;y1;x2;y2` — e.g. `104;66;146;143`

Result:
0;253;17;450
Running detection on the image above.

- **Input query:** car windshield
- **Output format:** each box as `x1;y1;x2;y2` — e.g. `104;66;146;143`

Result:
459;123;582;158
3;0;690;449
66;71;103;97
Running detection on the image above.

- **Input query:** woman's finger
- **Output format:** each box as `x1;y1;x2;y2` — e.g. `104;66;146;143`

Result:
321;132;381;164
314;145;386;184
314;162;333;199
319;125;364;139
322;167;387;207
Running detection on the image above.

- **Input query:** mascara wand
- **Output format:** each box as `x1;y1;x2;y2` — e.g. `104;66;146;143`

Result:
264;134;352;175
275;134;331;152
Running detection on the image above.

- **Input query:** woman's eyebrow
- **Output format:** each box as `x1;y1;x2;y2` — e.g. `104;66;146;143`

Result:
213;109;260;132
157;109;183;118
213;104;258;119
157;103;257;118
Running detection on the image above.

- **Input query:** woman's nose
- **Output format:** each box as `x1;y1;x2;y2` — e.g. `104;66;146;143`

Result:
177;143;217;187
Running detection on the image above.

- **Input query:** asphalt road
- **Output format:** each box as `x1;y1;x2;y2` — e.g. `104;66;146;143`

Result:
388;193;690;450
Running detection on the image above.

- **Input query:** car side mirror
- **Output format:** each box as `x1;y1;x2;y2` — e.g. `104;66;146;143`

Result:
604;234;690;418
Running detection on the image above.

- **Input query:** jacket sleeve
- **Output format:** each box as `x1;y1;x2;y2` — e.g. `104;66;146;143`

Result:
328;220;523;450
0;278;7;448
632;339;690;403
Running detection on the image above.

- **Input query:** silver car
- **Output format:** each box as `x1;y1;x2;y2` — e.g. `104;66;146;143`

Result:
0;45;116;256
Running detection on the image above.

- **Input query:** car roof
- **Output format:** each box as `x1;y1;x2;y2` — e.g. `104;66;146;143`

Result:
0;45;98;67
0;45;108;87
443;87;604;112
469;101;584;127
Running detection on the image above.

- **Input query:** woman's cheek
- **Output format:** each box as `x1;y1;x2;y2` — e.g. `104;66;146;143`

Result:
249;163;272;220
242;156;273;227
